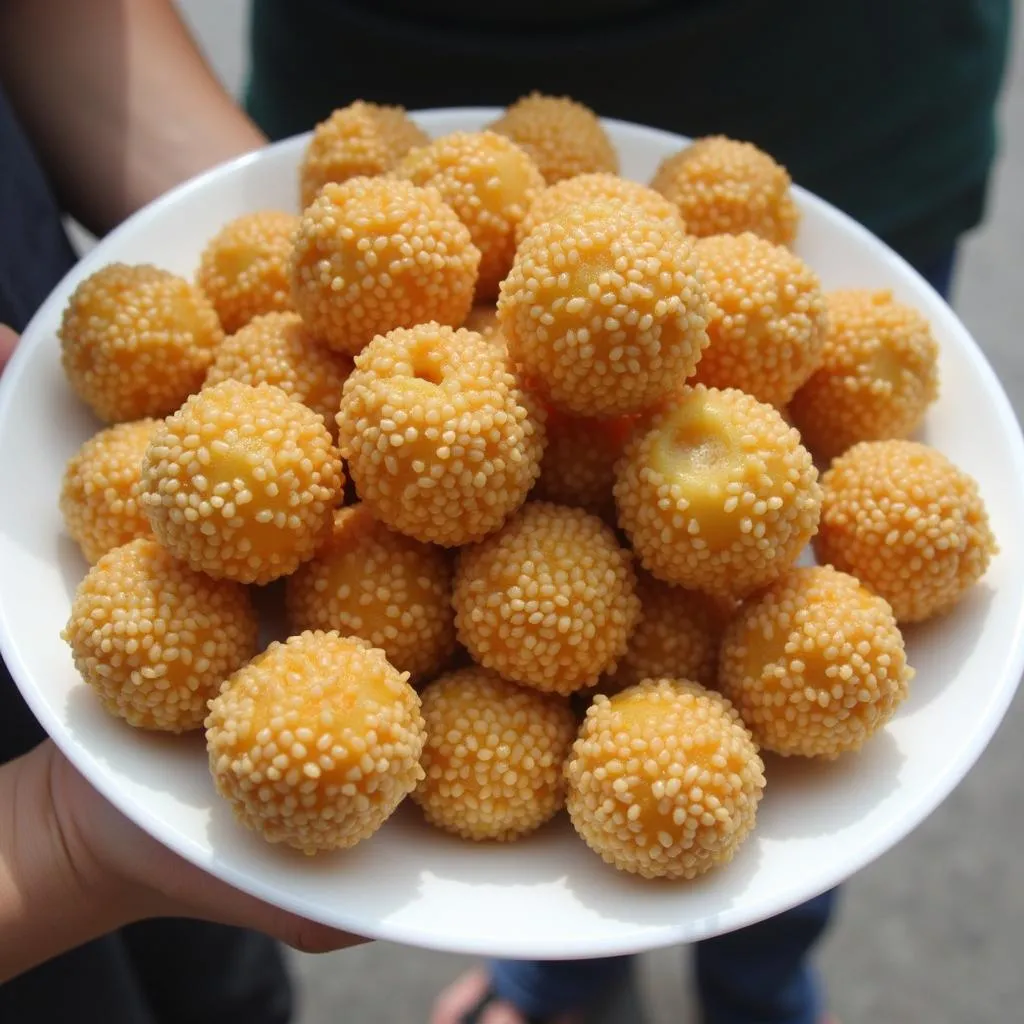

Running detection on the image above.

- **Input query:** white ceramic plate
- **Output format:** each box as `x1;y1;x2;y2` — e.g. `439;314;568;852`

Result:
1;109;1023;960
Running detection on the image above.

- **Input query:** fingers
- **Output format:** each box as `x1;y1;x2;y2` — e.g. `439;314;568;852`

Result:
0;325;18;373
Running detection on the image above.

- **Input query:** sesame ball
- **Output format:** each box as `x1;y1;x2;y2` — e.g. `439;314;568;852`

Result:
140;380;343;584
489;92;618;184
615;385;822;599
285;504;455;679
206;630;425;855
395;131;546;300
336;322;544;546
498;202;709;416
196;211;297;335
299;100;429;208
413;667;577;841
566;679;765;879
691;234;827;407
719;565;913;758
651;137;799;245
61;538;258;732
59;263;223;423
453;502;640;695
815;440;997;623
788;290;940;463
60;419;157;563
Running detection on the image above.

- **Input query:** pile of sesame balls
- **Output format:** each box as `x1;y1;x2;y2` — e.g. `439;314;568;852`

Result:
56;94;996;879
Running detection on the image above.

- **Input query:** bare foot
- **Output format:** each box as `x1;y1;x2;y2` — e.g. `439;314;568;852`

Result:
431;967;582;1024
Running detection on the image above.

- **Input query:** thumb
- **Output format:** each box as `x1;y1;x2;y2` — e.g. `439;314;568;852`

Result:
0;325;18;372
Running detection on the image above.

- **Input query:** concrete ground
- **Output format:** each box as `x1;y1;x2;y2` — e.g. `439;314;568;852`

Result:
178;4;1024;1021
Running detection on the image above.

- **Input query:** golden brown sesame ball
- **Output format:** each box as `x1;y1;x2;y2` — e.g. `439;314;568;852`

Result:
59;263;223;423
815;440;997;623
453;502;640;695
691;233;827;407
285;504;455;679
60;419;157;563
206;630;425;855
196;211;297;335
413;667;576;841
336;322;543;546
788;290;940;463
290;176;479;355
651;137;799;245
719;565;913;758
299;100;429;208
489;93;617;185
499;202;709;416
61;538;258;732
394;131;545;300
140;380;343;584
614;385;822;599
566;678;764;879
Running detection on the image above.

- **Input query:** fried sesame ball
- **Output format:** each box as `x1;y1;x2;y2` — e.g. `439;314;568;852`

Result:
651;137;799;245
140;380;343;584
61;538;258;732
285;504;455;679
395;131;545;300
453;502;640;694
489;93;618;184
788;290;940;463
298;100;429;208
719;565;913;758
336;322;543;546
196;211;297;335
413;667;577;841
815;440;997;623
59;263;223;423
206;630;425;855
499;202;709;416
615;385;822;599
566;679;764;879
691;234;827;407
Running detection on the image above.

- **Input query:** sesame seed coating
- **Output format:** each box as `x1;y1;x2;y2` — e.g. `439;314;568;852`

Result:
718;565;913;758
61;538;259;732
59;263;223;423
453;502;640;694
614;386;822;599
413;667;577;841
206;630;425;855
566;679;764;879
815;440;997;623
498;202;709;416
788;290;940;463
691;234;827;407
336;322;544;546
140;380;343;584
289;177;480;355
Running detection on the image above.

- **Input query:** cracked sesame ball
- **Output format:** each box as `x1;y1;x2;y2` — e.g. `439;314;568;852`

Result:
59;263;223;423
413;667;577;841
61;538;258;732
336;322;544;546
285;504;455;680
498;202;709;417
453;502;640;695
614;385;822;599
788;290;940;463
206;630;425;855
691;233;827;408
290;176;480;355
60;419;157;563
395;131;546;300
815;440;997;623
140;380;343;584
566;678;765;880
651;137;798;245
719;565;913;758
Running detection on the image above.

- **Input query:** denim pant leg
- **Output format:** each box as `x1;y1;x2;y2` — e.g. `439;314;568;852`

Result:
490;956;633;1019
